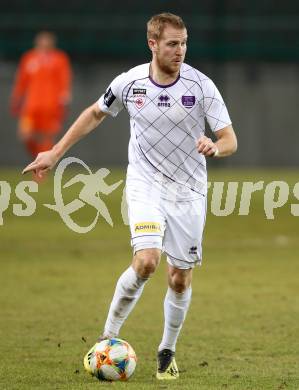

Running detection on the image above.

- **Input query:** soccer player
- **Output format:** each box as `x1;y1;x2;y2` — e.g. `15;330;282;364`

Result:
11;31;72;159
23;13;237;380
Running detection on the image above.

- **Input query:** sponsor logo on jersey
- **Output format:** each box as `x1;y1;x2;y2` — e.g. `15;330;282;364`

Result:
104;87;116;107
133;88;146;95
158;94;170;107
134;222;161;233
182;95;195;108
133;89;146;109
189;246;198;254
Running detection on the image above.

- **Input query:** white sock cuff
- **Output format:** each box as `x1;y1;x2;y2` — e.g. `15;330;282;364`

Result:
167;286;192;302
117;266;149;295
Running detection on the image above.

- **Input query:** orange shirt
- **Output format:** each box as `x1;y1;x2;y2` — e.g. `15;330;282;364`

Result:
11;48;72;116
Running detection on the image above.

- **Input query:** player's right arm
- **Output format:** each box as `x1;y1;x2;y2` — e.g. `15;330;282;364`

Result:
23;70;127;178
22;103;107;177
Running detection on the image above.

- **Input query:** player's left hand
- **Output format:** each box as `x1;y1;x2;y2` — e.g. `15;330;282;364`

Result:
196;136;218;157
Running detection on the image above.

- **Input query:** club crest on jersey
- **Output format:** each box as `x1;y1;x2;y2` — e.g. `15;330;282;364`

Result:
158;94;170;107
133;88;146;109
182;95;195;108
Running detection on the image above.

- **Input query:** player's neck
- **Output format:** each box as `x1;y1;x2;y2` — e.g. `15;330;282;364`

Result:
149;61;180;86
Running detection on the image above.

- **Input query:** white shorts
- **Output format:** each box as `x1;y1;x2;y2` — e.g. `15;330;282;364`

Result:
126;170;207;270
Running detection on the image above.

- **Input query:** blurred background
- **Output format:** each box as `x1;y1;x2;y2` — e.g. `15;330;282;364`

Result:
0;0;298;167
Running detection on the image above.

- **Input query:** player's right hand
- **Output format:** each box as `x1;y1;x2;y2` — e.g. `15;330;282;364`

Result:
22;150;59;178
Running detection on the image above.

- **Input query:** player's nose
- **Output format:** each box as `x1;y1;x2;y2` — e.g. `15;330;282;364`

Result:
175;45;184;56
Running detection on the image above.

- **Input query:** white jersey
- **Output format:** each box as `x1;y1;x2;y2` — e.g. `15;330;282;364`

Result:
98;62;232;199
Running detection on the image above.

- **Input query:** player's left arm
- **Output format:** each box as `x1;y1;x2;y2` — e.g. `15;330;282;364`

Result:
196;125;237;158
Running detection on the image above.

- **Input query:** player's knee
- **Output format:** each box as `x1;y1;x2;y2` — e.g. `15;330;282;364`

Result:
171;280;188;293
133;249;161;278
169;273;191;293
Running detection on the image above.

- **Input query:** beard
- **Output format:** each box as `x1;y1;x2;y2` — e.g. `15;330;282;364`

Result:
155;53;182;76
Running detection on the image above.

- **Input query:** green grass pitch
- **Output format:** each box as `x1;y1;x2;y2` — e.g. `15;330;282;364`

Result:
0;168;298;389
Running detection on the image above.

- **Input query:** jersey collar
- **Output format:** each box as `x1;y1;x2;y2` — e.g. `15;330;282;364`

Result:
148;63;180;88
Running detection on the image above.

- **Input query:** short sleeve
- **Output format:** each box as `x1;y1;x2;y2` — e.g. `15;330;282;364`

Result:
201;78;232;132
97;73;126;117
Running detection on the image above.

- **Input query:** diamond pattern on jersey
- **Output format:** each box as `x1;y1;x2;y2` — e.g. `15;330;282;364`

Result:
190;70;230;132
122;69;230;193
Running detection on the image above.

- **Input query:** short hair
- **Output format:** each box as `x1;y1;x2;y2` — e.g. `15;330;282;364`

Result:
147;13;186;41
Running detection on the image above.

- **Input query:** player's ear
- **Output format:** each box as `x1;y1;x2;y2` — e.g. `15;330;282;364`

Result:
148;38;158;53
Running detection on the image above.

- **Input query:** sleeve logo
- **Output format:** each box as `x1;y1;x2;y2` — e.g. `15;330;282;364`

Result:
104;87;116;107
134;222;161;233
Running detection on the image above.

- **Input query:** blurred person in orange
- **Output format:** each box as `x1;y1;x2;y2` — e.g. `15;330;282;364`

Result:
10;31;72;159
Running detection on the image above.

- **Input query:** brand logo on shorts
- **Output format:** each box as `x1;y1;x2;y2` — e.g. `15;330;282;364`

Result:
189;246;198;254
133;88;146;109
134;222;161;233
182;96;195;108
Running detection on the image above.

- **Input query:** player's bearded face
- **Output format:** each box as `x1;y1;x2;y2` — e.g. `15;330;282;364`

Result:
155;26;187;75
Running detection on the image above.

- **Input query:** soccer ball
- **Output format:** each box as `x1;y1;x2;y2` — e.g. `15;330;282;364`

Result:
86;338;137;381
